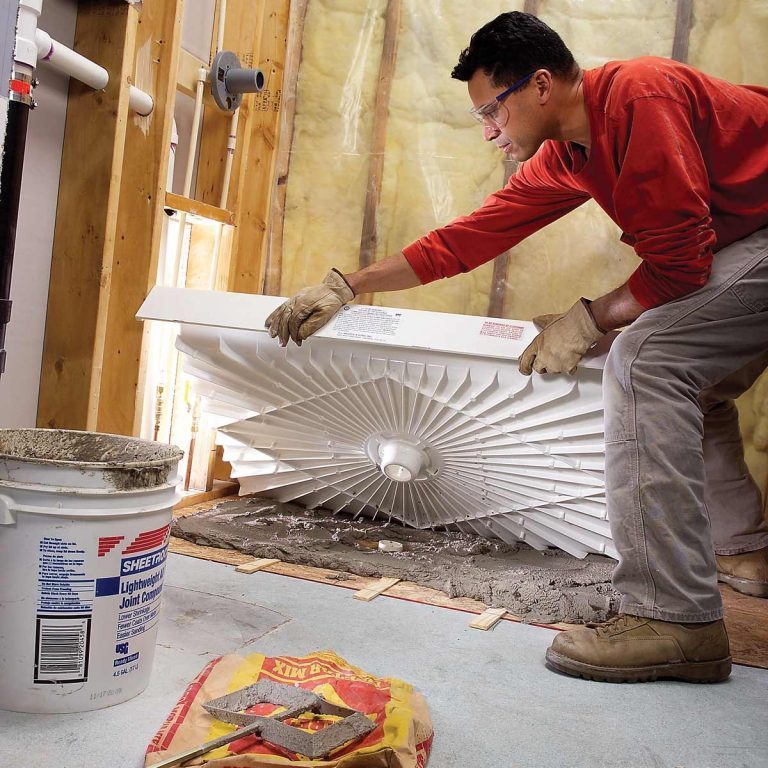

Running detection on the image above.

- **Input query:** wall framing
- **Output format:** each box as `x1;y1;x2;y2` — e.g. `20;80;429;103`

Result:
37;0;291;437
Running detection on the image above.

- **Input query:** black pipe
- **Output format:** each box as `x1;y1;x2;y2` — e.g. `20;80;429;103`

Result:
0;93;31;377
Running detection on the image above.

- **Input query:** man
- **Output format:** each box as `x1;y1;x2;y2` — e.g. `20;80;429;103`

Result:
266;12;768;683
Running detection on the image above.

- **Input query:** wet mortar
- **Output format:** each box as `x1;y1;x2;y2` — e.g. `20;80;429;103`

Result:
0;429;183;490
172;497;620;624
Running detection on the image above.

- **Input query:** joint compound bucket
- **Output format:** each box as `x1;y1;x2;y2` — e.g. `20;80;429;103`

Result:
0;429;183;713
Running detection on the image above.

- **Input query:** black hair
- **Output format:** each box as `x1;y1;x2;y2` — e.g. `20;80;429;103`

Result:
452;12;578;86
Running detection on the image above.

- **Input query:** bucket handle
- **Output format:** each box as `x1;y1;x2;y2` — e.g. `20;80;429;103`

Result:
0;494;15;525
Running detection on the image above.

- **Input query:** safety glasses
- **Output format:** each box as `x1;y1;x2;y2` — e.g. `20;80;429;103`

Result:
469;71;536;126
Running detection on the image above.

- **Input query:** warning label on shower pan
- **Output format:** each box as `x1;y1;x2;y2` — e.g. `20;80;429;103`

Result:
331;305;403;342
479;321;524;340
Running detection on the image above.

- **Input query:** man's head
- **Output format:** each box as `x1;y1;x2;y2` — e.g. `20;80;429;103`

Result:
452;12;580;161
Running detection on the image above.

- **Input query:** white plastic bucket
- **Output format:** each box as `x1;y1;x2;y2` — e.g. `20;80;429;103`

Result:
0;429;183;713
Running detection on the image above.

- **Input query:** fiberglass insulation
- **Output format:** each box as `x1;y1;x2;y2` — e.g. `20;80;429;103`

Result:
275;0;768;491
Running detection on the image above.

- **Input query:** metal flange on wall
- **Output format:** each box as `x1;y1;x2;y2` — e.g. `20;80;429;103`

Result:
210;51;265;111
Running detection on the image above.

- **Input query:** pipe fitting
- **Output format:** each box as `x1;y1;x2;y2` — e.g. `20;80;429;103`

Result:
378;440;427;483
15;0;43;71
210;51;264;112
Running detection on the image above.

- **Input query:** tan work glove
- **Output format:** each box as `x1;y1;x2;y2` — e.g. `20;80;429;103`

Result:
265;268;355;347
518;298;605;376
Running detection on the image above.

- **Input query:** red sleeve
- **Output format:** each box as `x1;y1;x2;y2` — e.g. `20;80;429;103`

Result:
402;144;589;284
611;95;716;308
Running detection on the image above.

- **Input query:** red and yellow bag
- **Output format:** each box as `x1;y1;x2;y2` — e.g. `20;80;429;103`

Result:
145;651;433;767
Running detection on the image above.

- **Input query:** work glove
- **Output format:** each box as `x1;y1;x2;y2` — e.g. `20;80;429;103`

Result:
265;268;355;347
518;298;605;376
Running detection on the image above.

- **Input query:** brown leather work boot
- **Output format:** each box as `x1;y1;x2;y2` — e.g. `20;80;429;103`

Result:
545;615;731;683
716;547;768;598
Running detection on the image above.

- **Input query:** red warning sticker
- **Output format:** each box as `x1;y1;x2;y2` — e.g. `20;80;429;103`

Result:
479;321;524;340
9;79;31;95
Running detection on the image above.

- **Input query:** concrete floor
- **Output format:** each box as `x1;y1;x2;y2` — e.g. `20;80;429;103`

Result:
1;553;767;768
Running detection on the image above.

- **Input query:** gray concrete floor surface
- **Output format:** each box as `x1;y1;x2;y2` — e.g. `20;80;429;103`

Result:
0;553;766;768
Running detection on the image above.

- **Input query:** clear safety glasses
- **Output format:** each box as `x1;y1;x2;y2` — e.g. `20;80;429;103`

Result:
469;71;536;126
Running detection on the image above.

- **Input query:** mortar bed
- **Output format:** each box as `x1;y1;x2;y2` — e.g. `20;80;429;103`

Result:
172;496;620;624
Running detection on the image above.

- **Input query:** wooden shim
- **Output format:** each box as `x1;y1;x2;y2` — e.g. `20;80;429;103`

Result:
353;576;401;602
262;0;309;297
356;0;402;306
469;607;507;631
236;558;281;574
37;4;138;430
671;0;694;63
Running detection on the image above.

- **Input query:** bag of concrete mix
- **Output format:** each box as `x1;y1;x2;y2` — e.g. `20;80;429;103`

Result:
145;650;433;767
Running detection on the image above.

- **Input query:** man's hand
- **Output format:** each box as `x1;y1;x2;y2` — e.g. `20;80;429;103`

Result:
518;298;605;376
265;269;354;346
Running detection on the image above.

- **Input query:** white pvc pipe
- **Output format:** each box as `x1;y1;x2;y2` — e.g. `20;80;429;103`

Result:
220;109;239;208
167;118;179;192
35;28;108;89
182;69;208;198
34;28;153;115
129;85;154;116
208;109;239;290
15;0;43;73
168;68;207;289
216;0;227;53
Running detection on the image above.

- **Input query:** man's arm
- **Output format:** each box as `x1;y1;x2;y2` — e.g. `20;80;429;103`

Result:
345;252;421;295
518;282;645;376
590;282;645;331
267;144;589;346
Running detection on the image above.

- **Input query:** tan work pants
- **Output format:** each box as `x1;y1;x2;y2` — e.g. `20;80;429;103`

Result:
604;227;768;622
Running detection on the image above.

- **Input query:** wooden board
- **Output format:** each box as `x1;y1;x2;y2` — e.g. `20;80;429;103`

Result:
354;577;401;602
226;0;291;294
262;0;309;296
470;607;508;631
95;0;185;436
356;0;401;307
236;558;281;574
195;0;257;209
721;583;768;670
37;4;138;430
671;0;693;63
165;192;235;225
174;481;240;513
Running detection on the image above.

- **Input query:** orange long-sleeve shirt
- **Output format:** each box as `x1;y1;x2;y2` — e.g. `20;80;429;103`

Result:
402;57;768;308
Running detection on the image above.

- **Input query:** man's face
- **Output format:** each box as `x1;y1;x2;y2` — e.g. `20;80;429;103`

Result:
467;69;547;162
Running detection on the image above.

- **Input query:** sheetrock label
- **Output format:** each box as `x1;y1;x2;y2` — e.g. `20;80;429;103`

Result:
35;537;95;683
331;305;403;342
479;320;524;340
34;523;170;690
